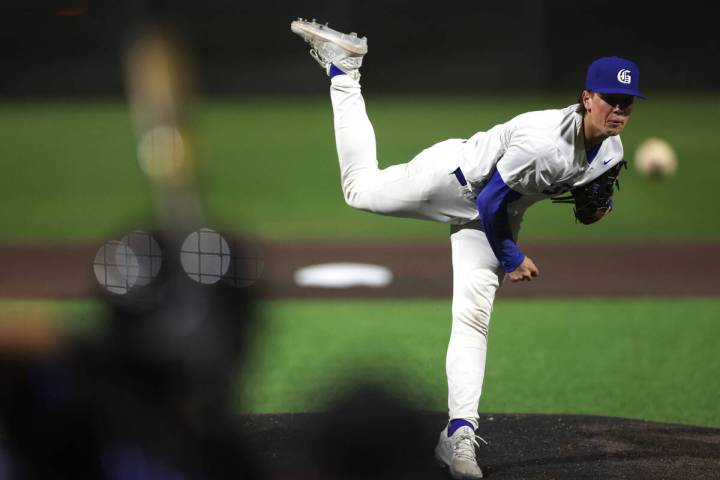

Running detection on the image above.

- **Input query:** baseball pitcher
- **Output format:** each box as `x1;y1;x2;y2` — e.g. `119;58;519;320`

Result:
291;18;645;479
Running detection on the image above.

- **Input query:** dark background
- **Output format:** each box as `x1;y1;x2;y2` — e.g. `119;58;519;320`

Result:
1;0;718;96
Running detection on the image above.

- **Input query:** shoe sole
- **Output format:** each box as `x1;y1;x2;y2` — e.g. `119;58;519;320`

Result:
290;21;367;55
435;444;483;479
435;445;450;468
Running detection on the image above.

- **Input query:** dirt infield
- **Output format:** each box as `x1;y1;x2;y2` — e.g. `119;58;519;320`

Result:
1;240;719;298
240;411;720;479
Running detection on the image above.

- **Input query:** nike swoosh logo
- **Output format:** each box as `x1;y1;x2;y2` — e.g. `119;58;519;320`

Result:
603;158;613;165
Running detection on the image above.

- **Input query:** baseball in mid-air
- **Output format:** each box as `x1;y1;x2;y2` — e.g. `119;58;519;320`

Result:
633;138;678;178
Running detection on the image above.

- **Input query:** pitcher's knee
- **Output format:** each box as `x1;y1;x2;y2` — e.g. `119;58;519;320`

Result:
451;270;499;338
339;172;374;211
342;187;372;212
452;300;492;338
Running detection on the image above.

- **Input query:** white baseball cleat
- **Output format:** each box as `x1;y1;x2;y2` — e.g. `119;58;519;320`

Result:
435;425;486;479
290;18;367;81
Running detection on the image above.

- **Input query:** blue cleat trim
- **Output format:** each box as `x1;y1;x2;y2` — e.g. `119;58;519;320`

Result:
329;64;346;78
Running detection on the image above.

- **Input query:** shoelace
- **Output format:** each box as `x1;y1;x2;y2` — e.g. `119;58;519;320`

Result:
452;431;488;462
309;49;327;68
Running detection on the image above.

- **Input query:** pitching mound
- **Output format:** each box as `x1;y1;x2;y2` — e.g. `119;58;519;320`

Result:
239;412;720;479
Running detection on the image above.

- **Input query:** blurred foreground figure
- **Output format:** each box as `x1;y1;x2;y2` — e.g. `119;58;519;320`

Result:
291;18;647;479
0;233;259;479
313;385;437;480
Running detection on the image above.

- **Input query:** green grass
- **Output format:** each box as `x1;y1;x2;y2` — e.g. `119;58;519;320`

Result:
3;298;718;427
1;94;719;242
243;298;720;428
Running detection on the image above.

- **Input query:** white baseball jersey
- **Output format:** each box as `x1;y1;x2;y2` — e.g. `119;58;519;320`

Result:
459;104;625;196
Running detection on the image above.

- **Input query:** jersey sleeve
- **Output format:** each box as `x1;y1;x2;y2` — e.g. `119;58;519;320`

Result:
495;135;561;195
475;168;525;273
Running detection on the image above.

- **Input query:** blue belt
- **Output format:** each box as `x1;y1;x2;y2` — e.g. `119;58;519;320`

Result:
453;167;467;186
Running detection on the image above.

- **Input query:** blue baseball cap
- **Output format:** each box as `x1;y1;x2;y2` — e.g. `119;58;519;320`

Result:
586;56;647;99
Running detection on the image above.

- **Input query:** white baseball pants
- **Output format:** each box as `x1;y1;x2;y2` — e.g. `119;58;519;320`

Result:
330;75;505;426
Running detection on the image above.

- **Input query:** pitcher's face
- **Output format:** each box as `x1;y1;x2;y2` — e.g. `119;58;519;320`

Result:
583;91;634;137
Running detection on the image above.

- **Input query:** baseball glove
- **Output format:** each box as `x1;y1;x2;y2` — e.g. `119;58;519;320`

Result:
551;160;627;225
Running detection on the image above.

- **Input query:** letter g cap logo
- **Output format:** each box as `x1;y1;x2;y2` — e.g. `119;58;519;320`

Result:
586;57;646;98
617;69;632;84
